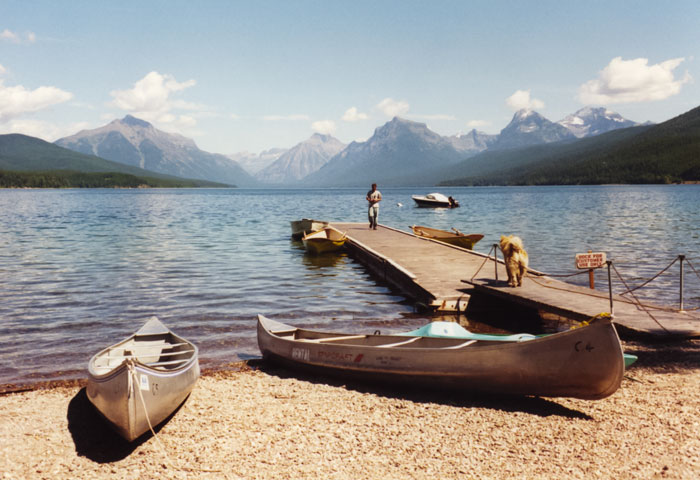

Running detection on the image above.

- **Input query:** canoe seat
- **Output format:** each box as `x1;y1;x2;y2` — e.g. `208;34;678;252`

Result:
144;358;192;368
377;337;421;348
106;349;196;360
440;340;477;349
302;335;367;343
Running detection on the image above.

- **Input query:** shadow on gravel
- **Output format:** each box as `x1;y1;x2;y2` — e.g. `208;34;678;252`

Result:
622;338;700;372
249;360;593;420
66;387;184;463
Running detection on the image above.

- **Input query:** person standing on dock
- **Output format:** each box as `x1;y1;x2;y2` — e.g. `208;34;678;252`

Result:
366;183;382;230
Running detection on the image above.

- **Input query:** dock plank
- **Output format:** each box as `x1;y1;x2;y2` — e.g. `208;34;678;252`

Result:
329;222;700;339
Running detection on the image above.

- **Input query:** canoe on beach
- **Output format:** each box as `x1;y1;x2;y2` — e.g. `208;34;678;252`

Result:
256;314;625;400
410;225;484;250
302;226;347;254
86;317;200;441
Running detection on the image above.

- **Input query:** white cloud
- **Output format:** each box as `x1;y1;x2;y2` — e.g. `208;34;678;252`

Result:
376;97;410;117
110;71;196;113
467;119;490;129
0;64;6;76
0;118;89;142
262;114;310;121
506;90;545;111
0;80;73;123
0;29;36;44
0;29;20;43
311;119;336;135
342;106;368;122
578;57;691;104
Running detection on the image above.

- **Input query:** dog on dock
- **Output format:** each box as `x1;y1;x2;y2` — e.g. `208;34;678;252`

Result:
500;235;528;287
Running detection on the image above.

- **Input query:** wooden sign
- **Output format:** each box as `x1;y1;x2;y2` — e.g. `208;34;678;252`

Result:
575;252;606;269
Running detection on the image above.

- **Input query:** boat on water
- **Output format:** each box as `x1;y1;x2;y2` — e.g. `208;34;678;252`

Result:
256;314;625;400
87;317;200;441
410;225;484;250
302;226;347;254
290;219;328;239
411;193;459;208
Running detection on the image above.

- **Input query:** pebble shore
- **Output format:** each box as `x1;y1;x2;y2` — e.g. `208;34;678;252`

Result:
1;339;698;479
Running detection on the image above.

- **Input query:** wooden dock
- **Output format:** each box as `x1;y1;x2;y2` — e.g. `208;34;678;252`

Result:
329;222;700;339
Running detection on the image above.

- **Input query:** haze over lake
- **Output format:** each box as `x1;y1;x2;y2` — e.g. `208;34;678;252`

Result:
1;185;699;387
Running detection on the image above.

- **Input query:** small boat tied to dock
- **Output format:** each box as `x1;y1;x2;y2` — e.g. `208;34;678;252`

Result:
87;317;200;441
302;226;347;254
410;225;484;250
290;219;329;239
257;314;625;400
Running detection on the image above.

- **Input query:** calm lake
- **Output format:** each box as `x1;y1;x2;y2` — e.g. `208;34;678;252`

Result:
1;185;699;387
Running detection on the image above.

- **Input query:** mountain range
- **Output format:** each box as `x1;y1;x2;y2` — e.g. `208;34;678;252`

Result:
46;106;643;188
55;115;257;187
255;134;346;184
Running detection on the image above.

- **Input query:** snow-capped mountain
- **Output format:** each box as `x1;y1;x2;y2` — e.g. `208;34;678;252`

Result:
228;148;287;174
255;133;346;184
446;129;497;155
558;107;638;138
492;109;576;150
55;115;256;186
303;117;466;186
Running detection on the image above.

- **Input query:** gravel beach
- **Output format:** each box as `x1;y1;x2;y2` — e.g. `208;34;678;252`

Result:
1;339;698;480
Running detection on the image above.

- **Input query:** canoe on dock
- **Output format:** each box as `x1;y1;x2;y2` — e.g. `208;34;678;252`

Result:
291;219;328;239
410;225;484;250
257;314;625;399
87;317;200;441
302;226;347;254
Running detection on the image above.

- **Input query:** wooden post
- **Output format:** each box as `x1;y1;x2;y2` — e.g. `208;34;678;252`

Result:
493;244;499;281
679;254;685;312
587;250;594;289
606;260;614;318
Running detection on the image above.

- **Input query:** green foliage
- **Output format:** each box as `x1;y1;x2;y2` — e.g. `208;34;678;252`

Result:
439;105;700;186
0;170;225;188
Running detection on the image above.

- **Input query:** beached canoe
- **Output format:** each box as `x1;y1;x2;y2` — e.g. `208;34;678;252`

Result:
256;314;625;399
87;317;200;441
401;321;637;368
302;226;347;254
410;225;484;250
291;219;328;239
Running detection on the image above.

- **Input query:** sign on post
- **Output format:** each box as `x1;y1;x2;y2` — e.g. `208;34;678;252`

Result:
575;252;606;289
575;252;607;270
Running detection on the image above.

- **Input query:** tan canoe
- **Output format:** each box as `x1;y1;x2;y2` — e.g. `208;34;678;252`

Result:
302;226;347;254
257;314;625;400
87;317;200;441
411;225;484;250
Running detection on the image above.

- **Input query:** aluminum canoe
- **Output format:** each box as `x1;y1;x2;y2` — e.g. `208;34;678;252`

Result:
410;225;484;250
257;314;625;400
87;317;200;441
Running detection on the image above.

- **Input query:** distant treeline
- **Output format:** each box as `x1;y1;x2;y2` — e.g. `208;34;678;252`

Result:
0;169;223;188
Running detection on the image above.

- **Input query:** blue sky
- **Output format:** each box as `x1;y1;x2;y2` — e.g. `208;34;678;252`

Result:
1;0;698;154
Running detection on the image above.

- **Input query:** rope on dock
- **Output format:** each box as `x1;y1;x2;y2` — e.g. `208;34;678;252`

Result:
610;263;672;334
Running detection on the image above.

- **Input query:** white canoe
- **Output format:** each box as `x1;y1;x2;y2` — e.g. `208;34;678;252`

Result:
257;314;625;400
87;317;199;441
291;219;328;239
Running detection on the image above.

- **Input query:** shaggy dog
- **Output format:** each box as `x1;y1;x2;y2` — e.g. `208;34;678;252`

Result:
500;235;529;287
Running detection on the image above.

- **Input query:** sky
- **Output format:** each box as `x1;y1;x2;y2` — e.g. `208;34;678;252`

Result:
1;0;699;155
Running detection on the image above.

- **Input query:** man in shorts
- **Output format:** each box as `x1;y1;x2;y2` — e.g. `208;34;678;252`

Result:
366;183;382;230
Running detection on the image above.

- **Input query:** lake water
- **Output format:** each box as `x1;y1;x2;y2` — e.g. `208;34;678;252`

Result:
1;185;699;387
